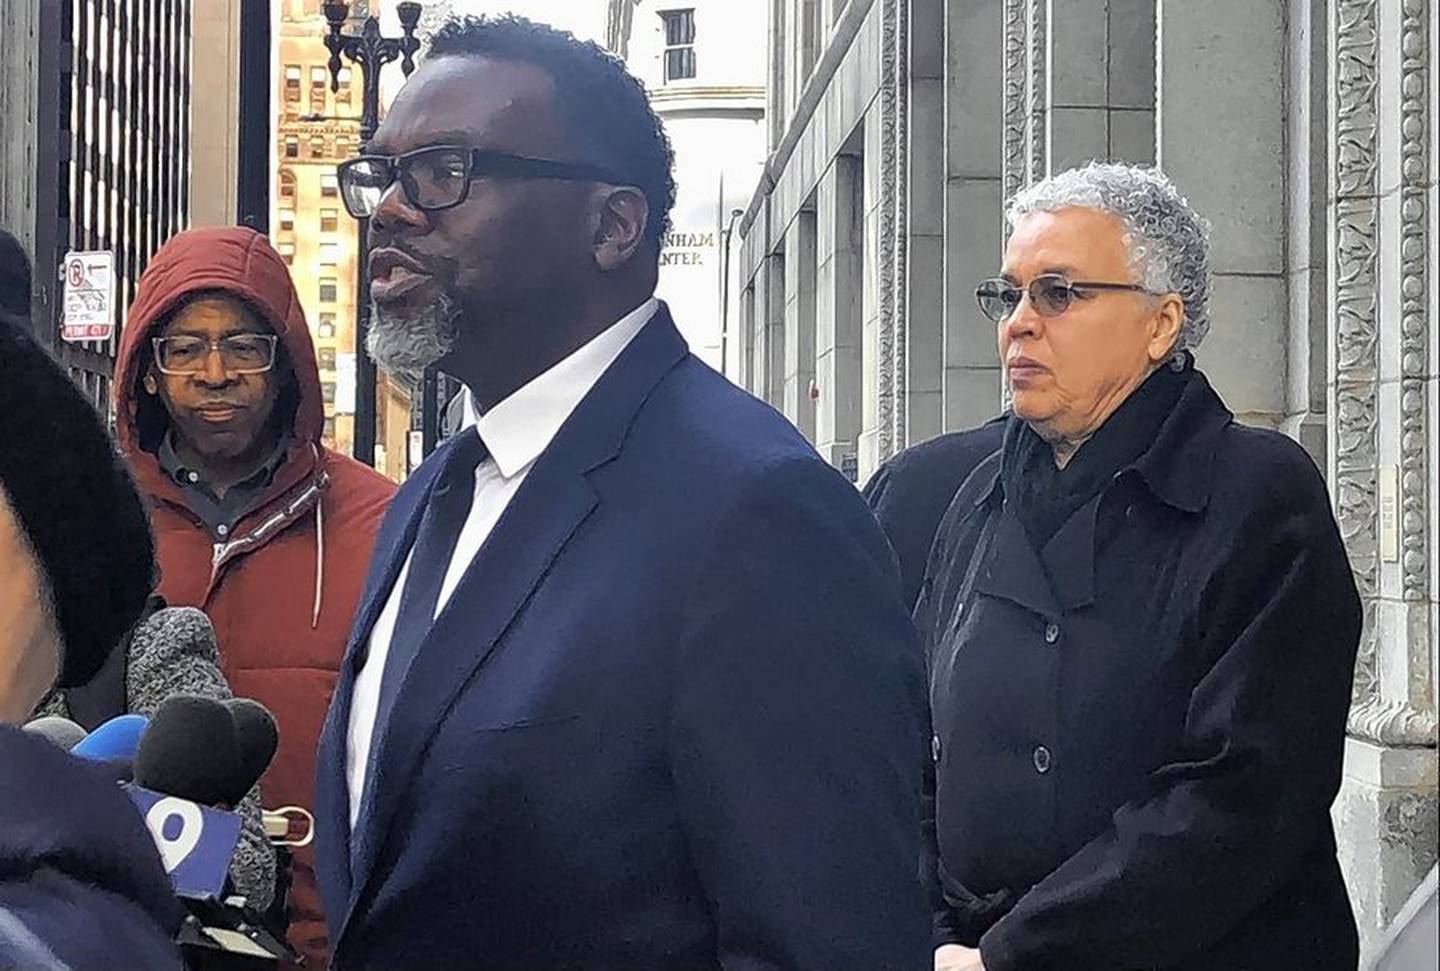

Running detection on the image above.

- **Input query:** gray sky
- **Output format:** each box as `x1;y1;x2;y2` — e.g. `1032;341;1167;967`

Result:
449;0;607;42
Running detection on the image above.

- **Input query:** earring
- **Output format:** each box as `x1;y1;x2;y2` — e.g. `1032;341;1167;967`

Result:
143;375;158;394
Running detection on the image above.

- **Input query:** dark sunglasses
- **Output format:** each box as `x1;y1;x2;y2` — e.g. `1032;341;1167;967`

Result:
975;273;1156;322
335;144;630;219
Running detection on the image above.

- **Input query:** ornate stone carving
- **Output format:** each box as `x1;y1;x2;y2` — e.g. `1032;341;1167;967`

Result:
1330;0;1382;733
876;0;899;461
1397;0;1429;607
892;0;909;451
1002;0;1028;206
1380;790;1440;875
1026;0;1047;183
1348;696;1439;747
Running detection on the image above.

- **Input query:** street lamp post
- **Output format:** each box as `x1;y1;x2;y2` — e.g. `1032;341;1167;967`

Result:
322;0;422;467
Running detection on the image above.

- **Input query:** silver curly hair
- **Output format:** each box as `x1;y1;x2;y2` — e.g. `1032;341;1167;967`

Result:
1006;161;1213;353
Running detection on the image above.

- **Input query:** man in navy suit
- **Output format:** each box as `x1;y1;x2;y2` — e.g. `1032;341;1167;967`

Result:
314;16;931;970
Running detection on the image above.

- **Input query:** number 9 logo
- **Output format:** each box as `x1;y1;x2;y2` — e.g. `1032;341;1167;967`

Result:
145;797;205;873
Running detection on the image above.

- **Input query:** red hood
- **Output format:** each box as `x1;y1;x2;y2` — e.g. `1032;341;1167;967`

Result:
115;226;325;453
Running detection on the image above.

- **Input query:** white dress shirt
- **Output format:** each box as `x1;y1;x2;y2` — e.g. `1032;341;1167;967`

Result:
346;297;659;825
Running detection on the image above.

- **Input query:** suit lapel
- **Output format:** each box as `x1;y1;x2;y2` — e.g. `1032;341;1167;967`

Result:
972;502;1063;620
344;459;598;910
314;458;447;927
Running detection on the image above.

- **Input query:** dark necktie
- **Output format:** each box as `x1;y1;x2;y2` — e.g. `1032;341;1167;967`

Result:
371;427;488;754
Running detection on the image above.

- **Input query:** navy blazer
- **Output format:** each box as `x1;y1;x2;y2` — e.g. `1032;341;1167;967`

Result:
314;308;932;970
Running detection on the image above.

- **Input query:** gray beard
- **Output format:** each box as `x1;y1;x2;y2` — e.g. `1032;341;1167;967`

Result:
366;294;458;390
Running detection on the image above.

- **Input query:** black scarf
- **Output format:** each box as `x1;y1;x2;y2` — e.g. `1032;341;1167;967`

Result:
1001;357;1192;549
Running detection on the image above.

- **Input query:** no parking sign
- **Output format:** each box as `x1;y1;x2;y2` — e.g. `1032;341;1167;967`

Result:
61;250;115;342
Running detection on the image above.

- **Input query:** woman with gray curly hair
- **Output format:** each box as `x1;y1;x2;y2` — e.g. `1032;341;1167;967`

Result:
917;162;1362;970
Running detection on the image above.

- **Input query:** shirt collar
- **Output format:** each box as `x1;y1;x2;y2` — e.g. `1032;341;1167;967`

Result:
157;429;290;493
463;297;659;478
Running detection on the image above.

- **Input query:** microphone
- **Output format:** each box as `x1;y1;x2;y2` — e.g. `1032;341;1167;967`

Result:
224;698;279;809
22;714;87;750
126;607;234;717
124;694;296;967
119;606;277;912
133;695;243;809
71;713;149;762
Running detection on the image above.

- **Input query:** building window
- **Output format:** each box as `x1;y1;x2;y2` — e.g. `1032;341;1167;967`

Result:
284;65;301;103
320;242;340;265
336;67;352;105
322;381;337;404
279;208;295;231
317;313;336;338
336;135;354;159
310;66;329;113
284;136;299;159
321;172;339;197
310;135;326;159
320;208;339;232
278;242;296;265
324;416;337;439
660;9;696;82
318;347;337;369
279;171;296;199
319;278;338;303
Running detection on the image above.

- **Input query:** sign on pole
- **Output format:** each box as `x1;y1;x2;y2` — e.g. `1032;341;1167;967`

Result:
61;250;116;343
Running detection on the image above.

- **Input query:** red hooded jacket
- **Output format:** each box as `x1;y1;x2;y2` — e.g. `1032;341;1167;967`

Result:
115;227;395;967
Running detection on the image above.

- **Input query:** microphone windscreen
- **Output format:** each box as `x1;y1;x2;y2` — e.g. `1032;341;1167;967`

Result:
71;713;150;762
22;714;87;750
126;607;231;715
223;698;278;806
132;695;241;807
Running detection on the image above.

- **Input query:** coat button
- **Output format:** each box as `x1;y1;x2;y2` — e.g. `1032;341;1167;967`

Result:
1033;745;1053;774
217;524;230;537
931;734;942;762
1043;621;1061;644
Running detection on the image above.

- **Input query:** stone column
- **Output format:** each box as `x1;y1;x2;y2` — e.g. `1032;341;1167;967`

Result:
190;0;242;227
784;210;818;439
764;251;788;407
1327;0;1438;960
905;0;945;443
859;100;888;482
943;0;1006;430
1284;0;1332;464
1045;0;1156;170
816;154;864;476
1158;0;1289;429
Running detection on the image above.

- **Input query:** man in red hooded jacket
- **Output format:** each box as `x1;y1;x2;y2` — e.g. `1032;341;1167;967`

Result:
114;226;396;967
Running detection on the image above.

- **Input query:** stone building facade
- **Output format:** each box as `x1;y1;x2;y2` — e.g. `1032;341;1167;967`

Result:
735;0;1437;958
605;0;768;370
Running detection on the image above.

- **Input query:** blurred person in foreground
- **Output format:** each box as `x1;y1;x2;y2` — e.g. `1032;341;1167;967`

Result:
920;163;1361;971
315;15;930;970
0;286;181;969
113;226;397;966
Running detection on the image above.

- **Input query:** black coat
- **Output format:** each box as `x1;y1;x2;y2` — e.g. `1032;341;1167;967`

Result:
864;418;1007;610
0;727;183;970
914;370;1361;971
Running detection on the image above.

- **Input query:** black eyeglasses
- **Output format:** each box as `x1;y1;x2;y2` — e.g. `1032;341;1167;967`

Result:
335;144;630;219
975;273;1157;322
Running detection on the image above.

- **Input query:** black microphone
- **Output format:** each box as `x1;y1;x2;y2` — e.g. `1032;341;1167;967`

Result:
223;698;279;809
126;695;296;968
134;695;243;809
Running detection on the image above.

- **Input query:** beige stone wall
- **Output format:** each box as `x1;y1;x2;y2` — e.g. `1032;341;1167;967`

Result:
190;0;242;228
273;1;412;482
